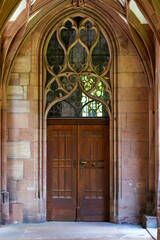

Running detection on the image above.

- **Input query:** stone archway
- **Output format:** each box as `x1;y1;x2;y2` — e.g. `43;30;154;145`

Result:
5;5;150;224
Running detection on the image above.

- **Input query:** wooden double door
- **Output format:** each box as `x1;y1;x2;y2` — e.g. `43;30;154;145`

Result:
47;119;109;221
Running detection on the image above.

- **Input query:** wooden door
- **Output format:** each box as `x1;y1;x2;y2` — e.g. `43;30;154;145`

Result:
78;124;109;221
47;124;77;221
47;119;109;221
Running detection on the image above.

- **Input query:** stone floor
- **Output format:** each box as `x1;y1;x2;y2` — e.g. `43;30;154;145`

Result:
0;222;155;240
147;228;157;240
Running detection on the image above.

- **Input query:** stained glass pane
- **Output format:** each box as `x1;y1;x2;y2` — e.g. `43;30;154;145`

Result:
61;21;76;48
69;42;87;72
80;20;96;48
47;32;64;74
47;88;108;118
92;32;110;74
46;16;110;118
59;75;76;92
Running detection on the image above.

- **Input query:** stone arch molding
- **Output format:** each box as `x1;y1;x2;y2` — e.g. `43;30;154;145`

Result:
39;10;119;222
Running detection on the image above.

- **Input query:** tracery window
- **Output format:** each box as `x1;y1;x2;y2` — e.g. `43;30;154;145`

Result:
44;16;112;118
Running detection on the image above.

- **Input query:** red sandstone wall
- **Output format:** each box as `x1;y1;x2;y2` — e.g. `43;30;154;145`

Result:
7;34;42;223
118;38;149;224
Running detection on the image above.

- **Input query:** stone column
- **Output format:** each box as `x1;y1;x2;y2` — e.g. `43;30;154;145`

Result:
1;93;9;224
156;41;160;240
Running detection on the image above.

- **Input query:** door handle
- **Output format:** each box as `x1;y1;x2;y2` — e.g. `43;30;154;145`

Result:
80;160;87;174
80;161;87;164
80;160;87;166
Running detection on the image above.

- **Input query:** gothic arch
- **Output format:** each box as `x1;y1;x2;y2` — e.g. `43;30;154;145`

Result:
38;10;119;222
5;3;151;224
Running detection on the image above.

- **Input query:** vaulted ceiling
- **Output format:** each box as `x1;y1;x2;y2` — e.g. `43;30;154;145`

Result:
0;0;160;91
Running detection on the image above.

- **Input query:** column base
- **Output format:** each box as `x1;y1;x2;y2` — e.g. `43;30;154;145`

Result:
143;215;158;228
1;191;10;224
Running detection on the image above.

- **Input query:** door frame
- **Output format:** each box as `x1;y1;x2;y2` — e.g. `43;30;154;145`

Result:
47;118;110;221
37;9;120;223
47;118;109;125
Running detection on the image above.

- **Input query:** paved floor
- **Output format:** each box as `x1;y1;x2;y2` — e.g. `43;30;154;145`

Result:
0;222;155;240
147;228;157;240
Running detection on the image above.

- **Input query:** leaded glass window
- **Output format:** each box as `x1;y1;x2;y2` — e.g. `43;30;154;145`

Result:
44;16;111;118
47;87;108;118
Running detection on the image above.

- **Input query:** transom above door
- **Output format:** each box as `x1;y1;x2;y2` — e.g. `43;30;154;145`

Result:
47;119;109;221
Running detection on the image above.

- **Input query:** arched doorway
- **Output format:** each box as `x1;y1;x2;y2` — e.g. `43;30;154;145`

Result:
44;15;112;221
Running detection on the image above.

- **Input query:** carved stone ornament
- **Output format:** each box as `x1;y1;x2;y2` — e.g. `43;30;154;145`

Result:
71;0;87;8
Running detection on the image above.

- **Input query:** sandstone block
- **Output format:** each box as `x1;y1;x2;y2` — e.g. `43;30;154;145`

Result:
17;180;27;190
10;203;23;224
30;73;38;86
23;86;28;100
24;160;34;179
19;129;34;141
122;141;131;159
134;181;147;194
119;88;139;101
12;56;31;73
7;86;24;100
17;190;35;204
8;113;29;128
139;88;148;100
119;56;143;73
119;101;148;113
7;100;30;113
133;73;147;87
118;113;127;129
122;180;135;193
7;160;23;180
122;165;147;180
20;73;29;85
9;73;20;86
28;87;34;99
7;142;30;159
8;129;19;141
121;129;148;141
118;73;133;88
126;113;148;129
131;141;149;159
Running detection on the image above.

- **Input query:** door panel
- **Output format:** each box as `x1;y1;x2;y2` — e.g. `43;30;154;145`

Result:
47;120;109;221
47;125;77;221
78;125;109;221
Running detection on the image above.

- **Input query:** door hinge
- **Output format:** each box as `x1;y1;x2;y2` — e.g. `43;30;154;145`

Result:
73;159;77;169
